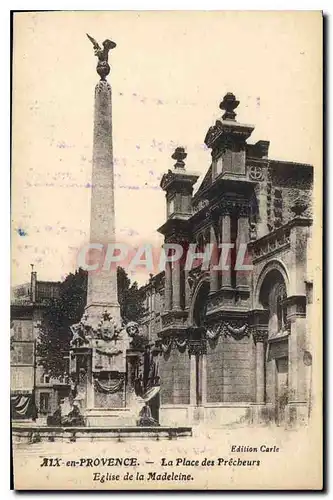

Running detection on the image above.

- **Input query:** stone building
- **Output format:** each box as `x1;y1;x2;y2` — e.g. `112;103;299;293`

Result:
10;270;66;420
140;272;165;342
141;92;313;427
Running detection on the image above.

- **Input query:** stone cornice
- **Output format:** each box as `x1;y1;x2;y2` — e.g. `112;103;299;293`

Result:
159;310;188;336
192;176;255;207
206;287;250;313
284;295;307;319
160;170;199;192
246;157;269;167
157;218;191;239
204;119;254;149
247;308;270;327
191;196;251;223
267;330;290;343
158;327;188;339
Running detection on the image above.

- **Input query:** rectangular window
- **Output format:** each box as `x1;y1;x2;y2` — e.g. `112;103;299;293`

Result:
12;321;33;341
11;343;34;365
13;323;23;340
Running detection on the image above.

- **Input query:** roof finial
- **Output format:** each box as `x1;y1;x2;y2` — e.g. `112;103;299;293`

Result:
219;92;239;121
171;147;187;170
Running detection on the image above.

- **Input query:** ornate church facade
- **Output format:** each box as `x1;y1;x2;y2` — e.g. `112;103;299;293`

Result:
141;92;314;427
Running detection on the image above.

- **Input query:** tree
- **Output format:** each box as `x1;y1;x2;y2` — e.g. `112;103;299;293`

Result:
117;266;145;323
37;267;145;378
37;268;87;378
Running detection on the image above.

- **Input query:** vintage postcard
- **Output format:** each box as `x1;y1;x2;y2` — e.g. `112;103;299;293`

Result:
11;10;323;490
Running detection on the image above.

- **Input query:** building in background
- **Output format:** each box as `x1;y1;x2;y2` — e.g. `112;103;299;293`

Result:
141;93;314;428
140;272;165;344
10;269;68;420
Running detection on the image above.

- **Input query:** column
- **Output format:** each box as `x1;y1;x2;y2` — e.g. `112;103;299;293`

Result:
172;259;181;311
286;296;308;424
254;333;266;403
184;269;191;308
210;226;219;292
164;254;172;311
221;214;232;288
236;215;249;290
200;353;207;405
189;354;196;406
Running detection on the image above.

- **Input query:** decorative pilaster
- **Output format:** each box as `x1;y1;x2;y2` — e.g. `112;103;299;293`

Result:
164;249;172;311
184;269;191;308
236;210;250;291
221;214;232;288
172;259;181;311
189;355;196;406
188;336;207;409
210;225;219;292
200;354;207;405
252;329;268;403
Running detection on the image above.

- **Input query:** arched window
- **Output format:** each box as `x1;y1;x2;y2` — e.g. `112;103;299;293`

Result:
193;281;210;328
259;268;288;337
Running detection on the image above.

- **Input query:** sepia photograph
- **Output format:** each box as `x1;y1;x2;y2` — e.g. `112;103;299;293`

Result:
10;10;323;490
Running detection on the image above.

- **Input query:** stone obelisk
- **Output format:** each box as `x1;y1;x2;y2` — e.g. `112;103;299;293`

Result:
85;34;120;328
67;36;140;426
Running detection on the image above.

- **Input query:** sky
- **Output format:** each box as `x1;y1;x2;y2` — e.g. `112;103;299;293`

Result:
11;11;322;287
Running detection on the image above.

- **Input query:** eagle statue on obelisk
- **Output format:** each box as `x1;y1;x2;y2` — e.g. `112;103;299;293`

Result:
86;33;116;80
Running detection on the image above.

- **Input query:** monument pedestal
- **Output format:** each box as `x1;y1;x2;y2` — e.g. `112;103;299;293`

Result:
85;408;136;427
69;314;147;427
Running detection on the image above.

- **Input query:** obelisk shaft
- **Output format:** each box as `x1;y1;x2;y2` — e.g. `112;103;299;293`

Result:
86;80;120;322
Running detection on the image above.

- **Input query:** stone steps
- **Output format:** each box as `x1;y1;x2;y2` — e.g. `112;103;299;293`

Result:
12;425;192;443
